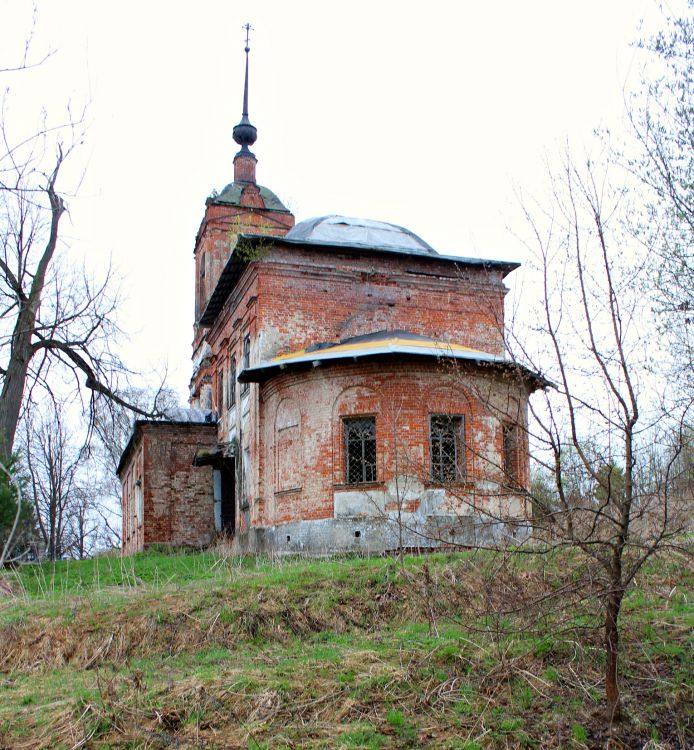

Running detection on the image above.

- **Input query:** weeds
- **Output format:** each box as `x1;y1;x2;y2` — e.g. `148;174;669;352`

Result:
0;548;691;748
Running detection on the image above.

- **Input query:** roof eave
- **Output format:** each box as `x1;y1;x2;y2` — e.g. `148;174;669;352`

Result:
270;235;520;274
238;349;548;390
199;253;249;327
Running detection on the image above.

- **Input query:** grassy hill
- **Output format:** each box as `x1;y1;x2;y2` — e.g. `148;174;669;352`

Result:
0;548;691;749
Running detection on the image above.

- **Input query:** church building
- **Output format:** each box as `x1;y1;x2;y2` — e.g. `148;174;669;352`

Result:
117;40;544;556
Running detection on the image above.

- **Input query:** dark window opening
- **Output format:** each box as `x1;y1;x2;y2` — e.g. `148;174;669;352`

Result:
354;530;361;538
344;417;377;484
430;414;464;482
228;355;236;407
217;368;224;412
503;423;520;487
241;335;250;395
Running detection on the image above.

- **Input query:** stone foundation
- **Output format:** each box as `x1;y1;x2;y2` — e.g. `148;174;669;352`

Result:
231;514;531;555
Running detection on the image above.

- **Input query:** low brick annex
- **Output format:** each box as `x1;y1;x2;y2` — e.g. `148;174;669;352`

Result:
117;49;545;555
118;416;217;555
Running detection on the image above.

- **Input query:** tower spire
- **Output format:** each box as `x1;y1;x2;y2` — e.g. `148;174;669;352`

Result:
242;23;251;119
232;23;258;165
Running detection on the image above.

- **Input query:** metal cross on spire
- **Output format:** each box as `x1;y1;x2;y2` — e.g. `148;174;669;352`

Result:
243;22;252;53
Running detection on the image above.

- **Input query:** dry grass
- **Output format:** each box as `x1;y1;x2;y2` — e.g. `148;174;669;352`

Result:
0;548;691;749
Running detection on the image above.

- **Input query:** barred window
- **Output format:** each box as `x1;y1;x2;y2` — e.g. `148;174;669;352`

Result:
241;335;250;395
430;414;464;482
344;417;377;484
228;355;236;407
503;423;519;486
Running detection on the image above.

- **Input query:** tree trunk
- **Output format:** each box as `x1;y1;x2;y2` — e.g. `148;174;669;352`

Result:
0;165;64;457
0;313;36;456
605;589;623;720
48;494;56;562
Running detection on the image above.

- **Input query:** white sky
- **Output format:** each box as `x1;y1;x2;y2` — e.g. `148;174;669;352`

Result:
1;0;665;403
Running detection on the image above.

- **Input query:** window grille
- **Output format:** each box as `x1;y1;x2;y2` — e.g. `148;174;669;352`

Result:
430;415;464;482
228;355;236;407
344;417;377;484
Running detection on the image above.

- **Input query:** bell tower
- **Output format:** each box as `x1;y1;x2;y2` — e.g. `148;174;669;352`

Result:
192;24;294;403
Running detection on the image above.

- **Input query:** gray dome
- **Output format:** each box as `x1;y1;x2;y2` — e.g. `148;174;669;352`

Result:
285;215;438;256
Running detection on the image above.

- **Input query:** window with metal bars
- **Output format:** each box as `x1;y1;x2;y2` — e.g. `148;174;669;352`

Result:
241;335;250;395
228;355;236;407
430;414;464;482
344;417;377;484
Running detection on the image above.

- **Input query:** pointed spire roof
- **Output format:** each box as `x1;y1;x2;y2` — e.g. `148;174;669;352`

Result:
207;23;292;213
232;23;258;155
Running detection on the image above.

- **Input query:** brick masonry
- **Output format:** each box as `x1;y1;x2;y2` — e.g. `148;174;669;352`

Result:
237;358;533;553
120;146;539;553
119;422;217;555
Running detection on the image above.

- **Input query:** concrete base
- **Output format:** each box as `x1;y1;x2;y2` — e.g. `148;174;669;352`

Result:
230;514;531;555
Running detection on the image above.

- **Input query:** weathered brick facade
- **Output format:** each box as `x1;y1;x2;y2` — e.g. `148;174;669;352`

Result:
245;360;533;553
119;55;543;554
119;421;217;555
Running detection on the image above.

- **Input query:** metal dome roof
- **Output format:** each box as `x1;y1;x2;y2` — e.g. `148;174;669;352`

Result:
285;215;438;256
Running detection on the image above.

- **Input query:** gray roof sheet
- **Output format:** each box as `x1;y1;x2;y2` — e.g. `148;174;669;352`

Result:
285;215;438;256
160;407;216;424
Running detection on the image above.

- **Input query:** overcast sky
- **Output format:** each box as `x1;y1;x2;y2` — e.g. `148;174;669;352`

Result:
1;0;666;403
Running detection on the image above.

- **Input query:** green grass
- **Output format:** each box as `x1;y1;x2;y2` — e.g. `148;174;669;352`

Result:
0;548;692;749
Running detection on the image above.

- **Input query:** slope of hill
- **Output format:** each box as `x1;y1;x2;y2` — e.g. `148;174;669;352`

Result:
0;549;692;749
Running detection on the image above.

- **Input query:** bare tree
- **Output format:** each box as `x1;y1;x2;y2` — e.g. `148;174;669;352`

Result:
92;387;180;473
19;392;142;561
0;31;161;462
63;484;102;560
515;151;691;721
22;402;81;560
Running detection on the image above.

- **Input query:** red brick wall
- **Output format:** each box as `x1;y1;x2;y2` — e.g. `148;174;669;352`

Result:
256;245;507;360
120;422;217;553
257;360;532;529
193;202;294;335
191;237;517;537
